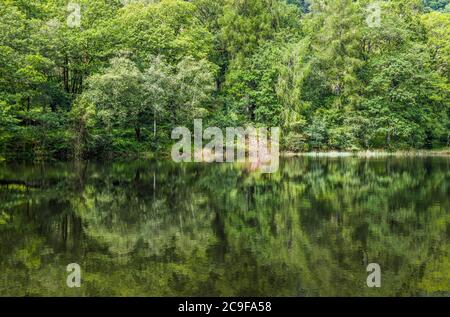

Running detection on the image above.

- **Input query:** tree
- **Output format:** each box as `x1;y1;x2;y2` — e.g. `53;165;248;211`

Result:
171;57;217;124
113;0;213;65
142;55;173;140
219;0;301;62
82;57;145;141
362;45;449;148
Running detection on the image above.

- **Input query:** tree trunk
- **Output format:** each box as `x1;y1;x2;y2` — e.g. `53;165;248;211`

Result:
135;127;141;142
63;55;69;93
50;101;57;112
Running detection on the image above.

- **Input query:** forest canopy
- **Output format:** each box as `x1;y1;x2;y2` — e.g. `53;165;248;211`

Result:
0;0;449;161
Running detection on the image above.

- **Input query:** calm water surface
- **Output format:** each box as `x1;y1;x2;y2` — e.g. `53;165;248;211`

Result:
0;157;449;296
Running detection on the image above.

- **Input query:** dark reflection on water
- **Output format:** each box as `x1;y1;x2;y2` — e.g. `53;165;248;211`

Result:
0;157;449;296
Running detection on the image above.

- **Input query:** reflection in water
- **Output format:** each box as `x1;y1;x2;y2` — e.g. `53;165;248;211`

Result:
0;157;449;296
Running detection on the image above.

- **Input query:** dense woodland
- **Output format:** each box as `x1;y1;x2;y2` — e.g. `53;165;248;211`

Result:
0;0;449;161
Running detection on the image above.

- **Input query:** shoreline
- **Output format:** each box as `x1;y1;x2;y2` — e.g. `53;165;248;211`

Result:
282;149;450;158
2;149;450;164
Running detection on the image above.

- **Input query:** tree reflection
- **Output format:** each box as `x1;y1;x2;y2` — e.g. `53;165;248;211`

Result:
0;158;448;296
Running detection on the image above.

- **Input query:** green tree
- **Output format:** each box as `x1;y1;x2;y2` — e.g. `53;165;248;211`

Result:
82;57;145;141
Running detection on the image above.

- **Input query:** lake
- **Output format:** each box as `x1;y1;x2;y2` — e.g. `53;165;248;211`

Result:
0;157;449;296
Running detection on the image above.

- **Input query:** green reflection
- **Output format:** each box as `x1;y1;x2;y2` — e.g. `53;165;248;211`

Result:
0;157;449;296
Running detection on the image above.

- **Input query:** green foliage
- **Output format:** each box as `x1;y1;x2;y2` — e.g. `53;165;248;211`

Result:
72;54;216;158
423;0;450;11
0;0;449;161
219;0;301;61
113;0;213;64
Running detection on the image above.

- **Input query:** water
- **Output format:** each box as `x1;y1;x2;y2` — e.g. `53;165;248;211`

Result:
0;157;449;296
